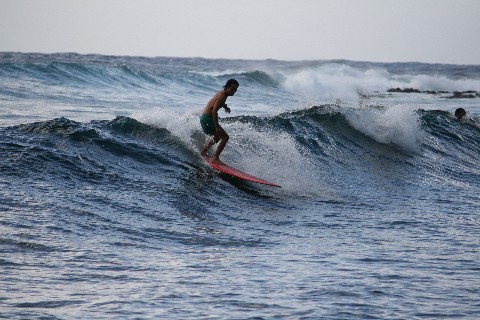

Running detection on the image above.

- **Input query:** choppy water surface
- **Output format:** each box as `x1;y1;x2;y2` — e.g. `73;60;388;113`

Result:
1;52;479;319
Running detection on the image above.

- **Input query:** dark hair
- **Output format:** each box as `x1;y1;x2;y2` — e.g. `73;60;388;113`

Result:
224;79;239;88
455;108;466;118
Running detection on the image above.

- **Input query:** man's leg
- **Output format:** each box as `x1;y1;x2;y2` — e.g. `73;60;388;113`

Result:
213;127;229;163
201;137;216;156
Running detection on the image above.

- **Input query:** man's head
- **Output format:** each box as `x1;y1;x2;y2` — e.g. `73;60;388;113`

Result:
224;79;239;89
224;79;239;96
455;108;466;120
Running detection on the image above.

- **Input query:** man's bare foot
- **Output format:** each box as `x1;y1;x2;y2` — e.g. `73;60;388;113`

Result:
201;145;210;157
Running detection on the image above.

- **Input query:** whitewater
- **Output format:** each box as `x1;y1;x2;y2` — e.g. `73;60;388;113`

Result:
1;52;479;319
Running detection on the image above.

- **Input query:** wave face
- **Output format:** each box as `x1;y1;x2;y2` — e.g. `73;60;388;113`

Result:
1;52;479;319
3;106;477;202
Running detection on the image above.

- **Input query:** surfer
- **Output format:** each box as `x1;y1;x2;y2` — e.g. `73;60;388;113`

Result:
454;107;466;120
200;79;239;164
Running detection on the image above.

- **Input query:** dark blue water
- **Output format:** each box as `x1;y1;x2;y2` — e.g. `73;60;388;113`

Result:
1;52;479;319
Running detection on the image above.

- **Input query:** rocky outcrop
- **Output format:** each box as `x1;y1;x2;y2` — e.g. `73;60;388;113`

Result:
387;88;479;98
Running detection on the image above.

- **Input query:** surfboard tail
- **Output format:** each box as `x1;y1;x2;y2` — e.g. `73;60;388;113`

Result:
203;155;281;188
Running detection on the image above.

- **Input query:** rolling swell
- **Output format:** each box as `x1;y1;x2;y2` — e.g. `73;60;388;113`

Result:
2;112;479;318
2;107;478;196
275;104;478;156
1;116;198;218
0;59;164;91
5;116;194;177
2;117;206;251
241;70;279;87
235;104;419;157
417;110;480;188
218;105;479;199
0;116;279;249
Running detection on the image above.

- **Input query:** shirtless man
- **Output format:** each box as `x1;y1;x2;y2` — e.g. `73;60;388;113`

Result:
200;79;239;164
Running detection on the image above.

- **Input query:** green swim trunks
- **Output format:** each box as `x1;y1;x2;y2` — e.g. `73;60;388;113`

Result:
200;114;215;135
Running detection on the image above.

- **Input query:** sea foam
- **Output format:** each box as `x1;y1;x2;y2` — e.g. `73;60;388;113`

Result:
343;104;424;153
277;63;480;103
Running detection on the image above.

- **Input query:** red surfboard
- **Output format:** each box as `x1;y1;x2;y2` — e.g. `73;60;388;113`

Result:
203;155;281;188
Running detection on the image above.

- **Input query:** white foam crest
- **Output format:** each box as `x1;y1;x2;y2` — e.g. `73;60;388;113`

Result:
344;104;424;153
224;121;331;196
405;74;480;92
131;107;201;148
193;69;248;77
280;64;391;102
132;107;331;196
277;63;480;103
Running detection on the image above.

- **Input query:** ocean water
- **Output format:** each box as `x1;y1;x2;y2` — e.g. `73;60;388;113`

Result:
1;52;479;319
